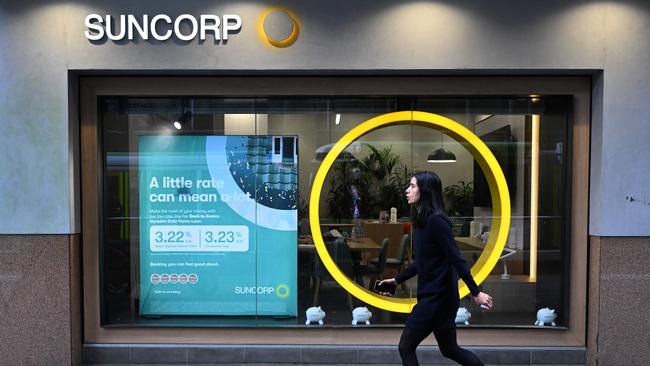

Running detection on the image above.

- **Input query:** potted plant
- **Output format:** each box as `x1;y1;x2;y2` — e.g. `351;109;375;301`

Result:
358;145;410;219
326;145;410;222
443;181;474;236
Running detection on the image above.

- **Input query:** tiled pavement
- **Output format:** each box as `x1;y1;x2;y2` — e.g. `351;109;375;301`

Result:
83;345;586;365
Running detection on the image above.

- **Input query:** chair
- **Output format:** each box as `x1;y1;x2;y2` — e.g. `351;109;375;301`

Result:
356;238;389;288
312;237;355;310
374;233;409;273
375;234;410;293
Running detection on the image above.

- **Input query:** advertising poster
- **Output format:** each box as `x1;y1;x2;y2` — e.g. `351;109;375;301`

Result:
138;135;298;316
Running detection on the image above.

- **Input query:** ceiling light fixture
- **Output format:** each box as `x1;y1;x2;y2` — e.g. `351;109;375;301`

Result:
172;100;192;130
427;130;456;163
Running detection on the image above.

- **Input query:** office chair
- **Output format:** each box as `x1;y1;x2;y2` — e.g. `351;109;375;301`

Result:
312;237;355;310
355;238;389;289
374;233;409;273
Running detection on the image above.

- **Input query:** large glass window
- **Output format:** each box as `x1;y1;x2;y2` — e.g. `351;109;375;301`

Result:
100;96;571;328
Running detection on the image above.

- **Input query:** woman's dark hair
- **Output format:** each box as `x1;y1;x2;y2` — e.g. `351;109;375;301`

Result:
411;171;452;228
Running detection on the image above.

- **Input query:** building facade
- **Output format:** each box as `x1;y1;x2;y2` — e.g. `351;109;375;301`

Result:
0;1;649;365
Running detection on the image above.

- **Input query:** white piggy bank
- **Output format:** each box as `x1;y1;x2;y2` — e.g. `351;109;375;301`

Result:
351;307;372;325
455;307;471;325
535;307;557;326
306;306;325;325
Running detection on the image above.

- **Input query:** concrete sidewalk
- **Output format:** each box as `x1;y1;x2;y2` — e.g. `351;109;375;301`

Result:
83;344;586;365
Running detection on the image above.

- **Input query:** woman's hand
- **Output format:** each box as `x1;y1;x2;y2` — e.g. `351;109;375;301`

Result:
376;278;397;296
472;291;493;310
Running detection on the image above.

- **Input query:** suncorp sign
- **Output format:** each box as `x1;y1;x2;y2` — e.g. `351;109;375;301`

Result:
84;14;242;41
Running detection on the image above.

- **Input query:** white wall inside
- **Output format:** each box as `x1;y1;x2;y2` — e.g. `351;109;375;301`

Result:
474;115;527;251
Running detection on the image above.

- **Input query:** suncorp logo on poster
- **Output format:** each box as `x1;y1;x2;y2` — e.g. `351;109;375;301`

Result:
235;286;275;294
234;284;290;298
84;13;242;41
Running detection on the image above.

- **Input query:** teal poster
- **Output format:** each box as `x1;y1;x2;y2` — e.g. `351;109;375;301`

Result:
138;135;298;316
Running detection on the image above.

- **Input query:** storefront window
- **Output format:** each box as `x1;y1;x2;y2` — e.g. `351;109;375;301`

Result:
100;96;571;328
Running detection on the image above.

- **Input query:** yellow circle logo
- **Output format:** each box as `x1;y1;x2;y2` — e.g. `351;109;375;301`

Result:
309;111;511;313
259;7;300;48
276;284;290;298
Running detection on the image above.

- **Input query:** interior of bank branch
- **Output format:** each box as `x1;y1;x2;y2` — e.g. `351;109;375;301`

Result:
99;95;571;328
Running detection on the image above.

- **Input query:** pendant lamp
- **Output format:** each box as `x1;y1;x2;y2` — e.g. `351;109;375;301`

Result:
427;131;456;163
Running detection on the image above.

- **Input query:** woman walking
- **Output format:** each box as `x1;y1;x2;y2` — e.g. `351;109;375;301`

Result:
378;171;493;366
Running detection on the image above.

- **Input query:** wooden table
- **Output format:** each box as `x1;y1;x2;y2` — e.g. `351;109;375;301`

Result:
319;223;355;228
346;237;382;252
454;236;485;251
298;236;381;253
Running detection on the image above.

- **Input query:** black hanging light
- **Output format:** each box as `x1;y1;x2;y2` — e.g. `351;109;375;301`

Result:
427;131;456;163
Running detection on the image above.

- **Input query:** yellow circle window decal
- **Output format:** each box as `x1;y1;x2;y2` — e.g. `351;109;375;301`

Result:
309;111;511;313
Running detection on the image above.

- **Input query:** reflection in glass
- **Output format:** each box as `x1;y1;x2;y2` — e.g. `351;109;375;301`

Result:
100;96;571;328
